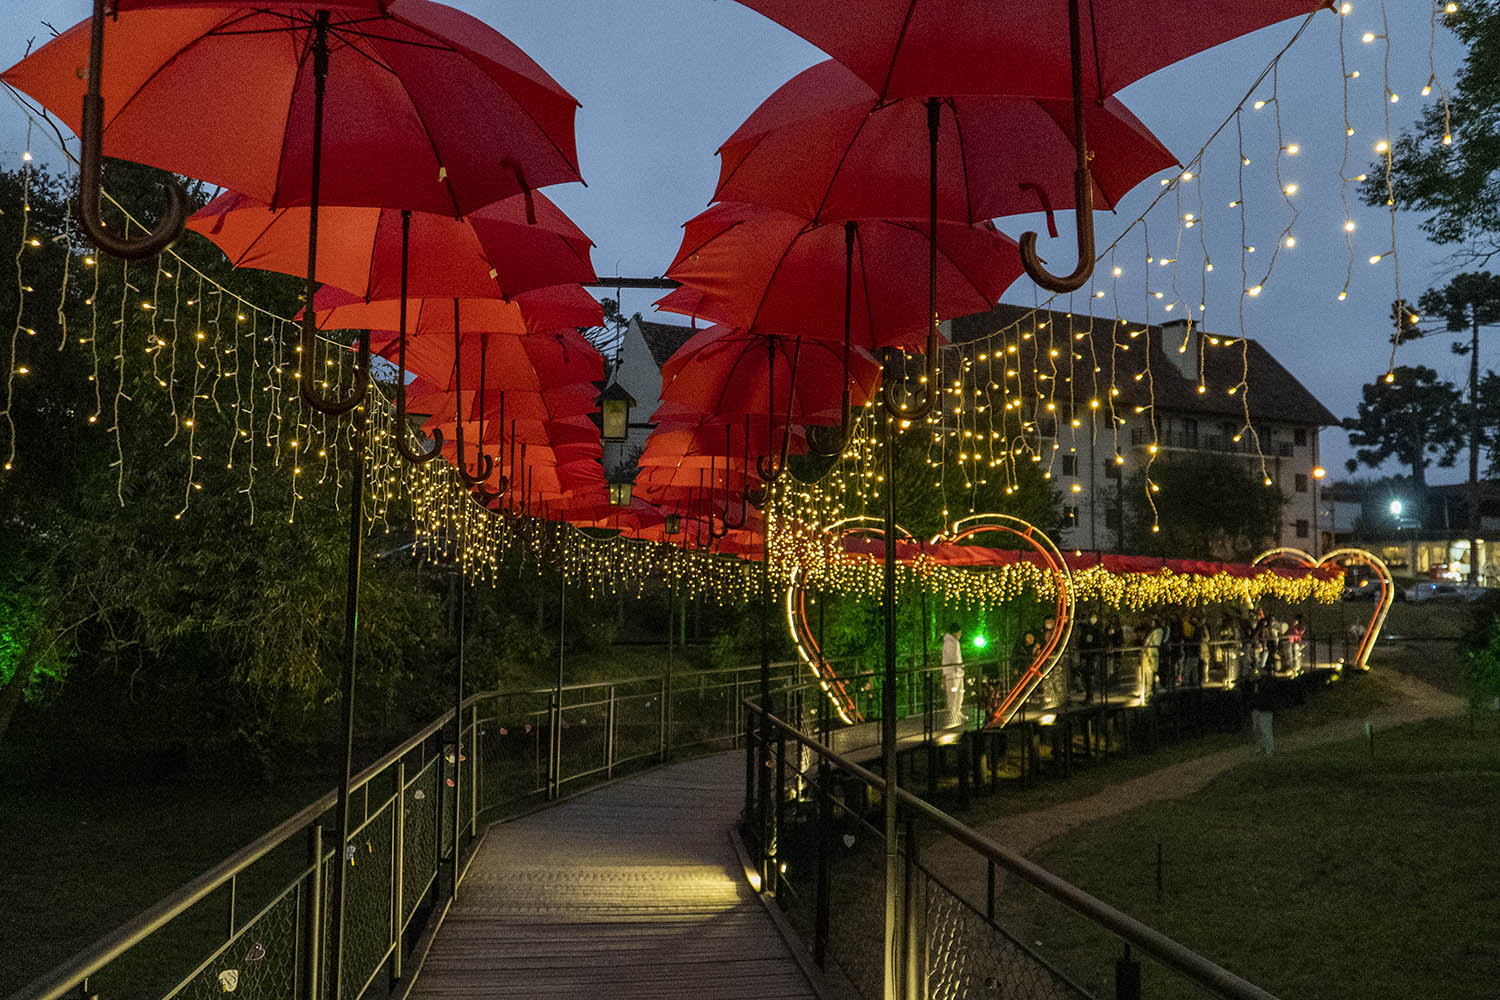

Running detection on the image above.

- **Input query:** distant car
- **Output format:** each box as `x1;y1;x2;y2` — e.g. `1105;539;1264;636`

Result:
1403;581;1480;602
1343;577;1379;601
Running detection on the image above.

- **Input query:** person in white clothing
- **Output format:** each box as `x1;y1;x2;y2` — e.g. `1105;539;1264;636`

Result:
940;622;965;729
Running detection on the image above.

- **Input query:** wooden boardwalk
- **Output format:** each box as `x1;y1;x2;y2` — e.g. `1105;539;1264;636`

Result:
409;753;819;1000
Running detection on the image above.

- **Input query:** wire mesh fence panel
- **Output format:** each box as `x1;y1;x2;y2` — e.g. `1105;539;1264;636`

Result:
923;872;1092;1000
825;847;887;1000
402;759;438;926
614;689;662;768
339;801;395;1000
167;889;300;1000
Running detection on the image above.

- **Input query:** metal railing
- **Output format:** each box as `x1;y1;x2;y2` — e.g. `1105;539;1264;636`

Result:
10;658;860;1000
743;694;1282;1000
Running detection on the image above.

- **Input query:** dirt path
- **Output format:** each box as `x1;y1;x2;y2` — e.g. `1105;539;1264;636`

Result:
923;669;1466;891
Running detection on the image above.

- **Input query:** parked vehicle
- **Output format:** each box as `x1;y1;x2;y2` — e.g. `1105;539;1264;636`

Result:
1403;581;1485;602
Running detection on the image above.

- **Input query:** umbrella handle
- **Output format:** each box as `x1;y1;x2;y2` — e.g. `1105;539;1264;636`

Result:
394;422;444;464
1019;166;1097;293
477;474;509;505
77;0;188;260
745;484;768;509
1018;0;1096;295
805;390;853;457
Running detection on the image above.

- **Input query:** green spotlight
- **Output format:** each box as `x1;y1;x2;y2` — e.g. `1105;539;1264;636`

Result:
972;634;987;649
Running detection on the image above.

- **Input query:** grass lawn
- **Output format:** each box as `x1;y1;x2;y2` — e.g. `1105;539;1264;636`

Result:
1023;713;1500;999
0;772;333;997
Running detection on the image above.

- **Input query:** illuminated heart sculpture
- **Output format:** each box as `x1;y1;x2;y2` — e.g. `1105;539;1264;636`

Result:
1251;547;1392;669
785;516;916;725
933;515;1074;729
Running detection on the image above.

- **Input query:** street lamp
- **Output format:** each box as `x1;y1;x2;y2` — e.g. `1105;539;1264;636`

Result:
1390;499;1403;518
608;481;633;506
664;512;681;536
597;382;636;443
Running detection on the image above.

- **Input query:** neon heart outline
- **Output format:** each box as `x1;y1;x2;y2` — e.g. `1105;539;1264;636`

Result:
785;515;917;725
1251;546;1392;669
932;514;1074;730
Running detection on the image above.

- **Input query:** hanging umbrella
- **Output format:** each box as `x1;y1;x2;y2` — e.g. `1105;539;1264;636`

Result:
662;202;1021;348
660;325;880;424
370;328;603;389
733;0;1323;292
313;286;603;336
733;0;1324;103
4;0;583;414
715;59;1175;227
188;189;597;301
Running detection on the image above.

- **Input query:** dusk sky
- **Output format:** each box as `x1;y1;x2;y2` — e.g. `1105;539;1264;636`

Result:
0;1;1474;484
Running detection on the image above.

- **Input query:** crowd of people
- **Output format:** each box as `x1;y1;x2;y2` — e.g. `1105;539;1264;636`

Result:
1072;608;1312;697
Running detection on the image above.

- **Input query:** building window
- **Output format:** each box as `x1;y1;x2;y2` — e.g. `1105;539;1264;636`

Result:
1061;454;1078;476
1294;473;1308;493
1294;427;1308;447
1295;519;1309;538
1104;461;1120;480
1063;505;1078;526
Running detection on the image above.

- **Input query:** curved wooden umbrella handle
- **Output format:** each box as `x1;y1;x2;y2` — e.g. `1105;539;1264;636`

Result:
77;0;188;261
1019;167;1096;294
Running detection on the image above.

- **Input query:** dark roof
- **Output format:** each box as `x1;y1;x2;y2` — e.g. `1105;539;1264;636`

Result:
637;319;697;368
950;303;1338;426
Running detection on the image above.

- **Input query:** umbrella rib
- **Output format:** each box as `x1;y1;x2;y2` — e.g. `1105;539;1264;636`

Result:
712;132;768;203
269;23;316;210
892;220;991;310
947;98;978;224
745;221;814;334
876;0;922;102
108;9;276;146
808;105;874;226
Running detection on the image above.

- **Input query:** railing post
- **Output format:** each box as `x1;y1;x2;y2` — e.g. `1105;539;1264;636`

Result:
659;675;669;763
469;703;479;836
957;732;971;811
744;707;757;826
392;760;405;984
814;707;832;969
226;875;237;942
549;691;561;801
986;858;996;923
303;824;324;1000
606;685;617;780
774;727;787;889
902;818;926;1000
1115;943;1142;1000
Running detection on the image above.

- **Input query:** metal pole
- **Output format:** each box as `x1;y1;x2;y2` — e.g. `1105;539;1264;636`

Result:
451;561;464;898
814;696;832;969
664;575;675;761
469;703;478;835
759;500;774;890
881;408;900;1000
329;329;368;1000
304;824;324;1000
554;569;566;799
392;761;405;983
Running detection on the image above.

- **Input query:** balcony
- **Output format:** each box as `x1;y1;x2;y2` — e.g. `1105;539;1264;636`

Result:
1130;427;1276;455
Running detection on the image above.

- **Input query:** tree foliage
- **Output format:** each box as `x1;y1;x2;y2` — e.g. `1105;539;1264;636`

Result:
1120;452;1284;561
1365;3;1500;261
1342;365;1464;488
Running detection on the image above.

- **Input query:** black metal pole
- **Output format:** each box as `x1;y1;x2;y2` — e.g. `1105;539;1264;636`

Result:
759;500;774;890
451;552;464;897
881;407;900;1000
329;330;368;1000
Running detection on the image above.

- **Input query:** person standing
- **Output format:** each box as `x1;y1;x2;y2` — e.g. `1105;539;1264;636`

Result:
941;622;965;729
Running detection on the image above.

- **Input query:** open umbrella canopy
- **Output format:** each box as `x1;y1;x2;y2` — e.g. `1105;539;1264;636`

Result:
2;0;582;214
732;0;1326;101
638;419;807;468
312;286;603;335
188;189;597;300
370;328;603;390
662;202;1022;347
406;383;600;426
715;59;1176;226
658;325;881;424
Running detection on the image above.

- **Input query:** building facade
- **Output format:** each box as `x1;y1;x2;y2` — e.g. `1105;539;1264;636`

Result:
951;304;1338;555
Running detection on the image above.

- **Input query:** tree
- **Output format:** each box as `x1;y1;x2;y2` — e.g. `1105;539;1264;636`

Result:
1121;452;1284;561
1420;273;1500;583
1364;3;1500;263
1343;365;1465;492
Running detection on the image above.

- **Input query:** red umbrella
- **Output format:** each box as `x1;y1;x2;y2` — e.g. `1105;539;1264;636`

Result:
313;286;604;336
370;328;603;389
188;189;596;301
733;0;1324;103
638;420;807;468
660;325;880;423
662;202;1020;348
715;59;1175;226
4;0;583;415
734;0;1323;293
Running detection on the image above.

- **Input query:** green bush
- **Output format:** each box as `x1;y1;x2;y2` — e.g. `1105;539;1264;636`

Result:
1459;593;1500;710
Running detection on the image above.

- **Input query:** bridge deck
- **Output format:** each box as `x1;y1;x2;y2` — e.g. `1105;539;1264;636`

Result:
410;753;818;1000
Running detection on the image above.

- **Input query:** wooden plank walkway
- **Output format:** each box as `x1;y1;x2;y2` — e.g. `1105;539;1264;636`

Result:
410;753;818;1000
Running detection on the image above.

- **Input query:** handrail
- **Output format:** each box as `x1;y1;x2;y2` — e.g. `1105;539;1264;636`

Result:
11;704;460;1000
750;704;1282;1000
